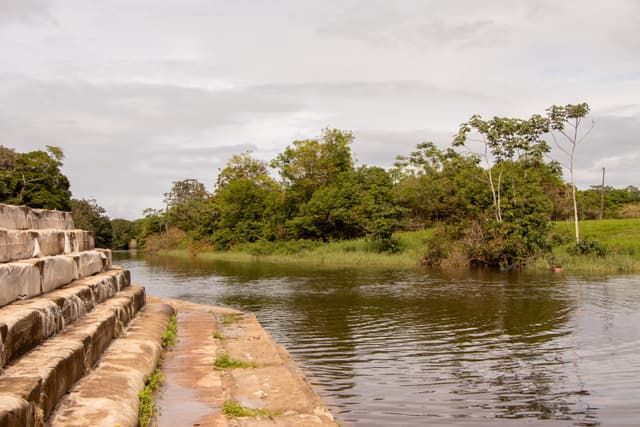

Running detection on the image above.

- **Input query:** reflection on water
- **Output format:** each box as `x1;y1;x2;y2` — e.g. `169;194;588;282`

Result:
114;251;640;426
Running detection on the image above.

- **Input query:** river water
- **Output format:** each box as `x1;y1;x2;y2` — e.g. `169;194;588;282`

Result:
113;252;640;426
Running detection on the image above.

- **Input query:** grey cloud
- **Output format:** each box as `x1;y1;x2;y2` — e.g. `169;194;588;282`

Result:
0;0;52;23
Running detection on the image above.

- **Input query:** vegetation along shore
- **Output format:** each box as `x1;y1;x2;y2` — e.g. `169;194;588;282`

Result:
2;103;640;274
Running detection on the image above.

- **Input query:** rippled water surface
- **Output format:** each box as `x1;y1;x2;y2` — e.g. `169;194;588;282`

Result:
114;252;640;426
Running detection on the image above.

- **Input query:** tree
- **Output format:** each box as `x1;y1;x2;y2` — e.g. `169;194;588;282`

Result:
211;152;283;248
0;145;72;210
546;103;592;244
163;179;210;232
454;114;550;223
271;128;355;214
71;198;113;248
452;113;555;268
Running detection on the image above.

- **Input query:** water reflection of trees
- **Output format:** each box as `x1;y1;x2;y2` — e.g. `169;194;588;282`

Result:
121;253;597;423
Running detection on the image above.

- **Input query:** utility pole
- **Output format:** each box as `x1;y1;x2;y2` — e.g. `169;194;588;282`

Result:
599;167;605;220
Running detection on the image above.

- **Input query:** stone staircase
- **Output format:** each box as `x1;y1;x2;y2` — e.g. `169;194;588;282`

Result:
0;204;173;427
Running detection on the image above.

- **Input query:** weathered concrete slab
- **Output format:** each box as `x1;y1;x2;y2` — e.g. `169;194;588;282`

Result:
67;230;94;253
0;204;75;231
222;314;285;367
155;309;226;427
0;286;146;420
0;275;135;369
0;229;38;262
0;394;39;427
146;298;336;427
48;303;174;427
0;261;42;308
0;205;30;230
0;229;96;263
38;255;78;294
27;208;74;230
74;250;104;278
0;251;112;308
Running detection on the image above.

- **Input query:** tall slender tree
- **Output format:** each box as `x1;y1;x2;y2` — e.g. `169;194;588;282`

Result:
546;103;592;244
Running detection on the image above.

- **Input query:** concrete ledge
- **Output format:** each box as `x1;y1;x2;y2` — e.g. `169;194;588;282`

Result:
0;229;96;263
0;204;74;231
47;303;174;427
0;286;147;419
0;271;133;369
0;251;113;308
0;261;41;307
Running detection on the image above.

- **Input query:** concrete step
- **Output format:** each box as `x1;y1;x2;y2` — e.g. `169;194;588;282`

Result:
47;303;174;427
0;205;74;231
0;267;131;369
0;229;95;263
0;250;113;308
0;285;146;423
219;313;335;426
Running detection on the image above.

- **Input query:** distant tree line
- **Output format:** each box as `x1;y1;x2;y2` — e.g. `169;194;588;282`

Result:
2;102;639;268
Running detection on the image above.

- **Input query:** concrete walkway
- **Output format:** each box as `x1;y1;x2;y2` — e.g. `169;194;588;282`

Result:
151;297;336;427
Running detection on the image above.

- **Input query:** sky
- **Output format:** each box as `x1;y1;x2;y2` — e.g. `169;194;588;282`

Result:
1;0;639;219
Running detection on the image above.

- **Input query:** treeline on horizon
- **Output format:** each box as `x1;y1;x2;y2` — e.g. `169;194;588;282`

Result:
2;103;639;269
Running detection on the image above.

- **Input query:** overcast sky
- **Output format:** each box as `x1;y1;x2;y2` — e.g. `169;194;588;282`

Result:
2;0;639;219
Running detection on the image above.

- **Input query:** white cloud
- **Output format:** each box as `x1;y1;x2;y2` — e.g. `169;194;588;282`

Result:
1;0;639;218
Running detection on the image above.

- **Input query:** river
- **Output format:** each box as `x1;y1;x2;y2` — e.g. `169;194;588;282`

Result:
113;251;640;426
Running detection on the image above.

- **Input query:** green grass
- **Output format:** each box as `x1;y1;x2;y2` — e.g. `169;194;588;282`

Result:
138;312;178;426
163;220;640;274
167;229;433;270
212;330;225;340
138;369;164;427
214;353;256;369
161;313;178;348
222;401;281;417
221;313;242;325
546;219;640;274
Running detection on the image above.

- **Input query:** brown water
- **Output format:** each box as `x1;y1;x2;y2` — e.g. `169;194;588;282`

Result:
114;252;640;426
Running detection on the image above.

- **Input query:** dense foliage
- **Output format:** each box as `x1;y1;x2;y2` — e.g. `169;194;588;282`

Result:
0;145;71;210
4;102;639;266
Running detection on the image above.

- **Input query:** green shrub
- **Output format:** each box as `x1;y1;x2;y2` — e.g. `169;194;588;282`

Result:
568;238;607;257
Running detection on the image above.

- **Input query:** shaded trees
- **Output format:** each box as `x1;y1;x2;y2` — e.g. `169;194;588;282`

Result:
71;198;113;248
0;145;71;210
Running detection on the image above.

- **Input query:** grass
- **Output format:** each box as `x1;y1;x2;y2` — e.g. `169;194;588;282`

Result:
139;312;178;426
214;353;256;369
222;401;281;417
212;330;225;340
162;219;640;274
138;369;164;427
167;229;433;270
545;219;640;274
161;313;178;348
221;313;242;325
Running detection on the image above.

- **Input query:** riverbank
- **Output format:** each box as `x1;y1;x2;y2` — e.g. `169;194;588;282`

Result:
162;219;640;274
147;296;337;426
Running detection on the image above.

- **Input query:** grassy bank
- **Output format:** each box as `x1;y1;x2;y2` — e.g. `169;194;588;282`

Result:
167;229;432;270
165;219;640;274
538;218;640;274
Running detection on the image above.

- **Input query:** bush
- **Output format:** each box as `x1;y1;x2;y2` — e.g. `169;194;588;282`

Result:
568;238;607;257
619;203;640;219
422;227;451;267
143;228;188;253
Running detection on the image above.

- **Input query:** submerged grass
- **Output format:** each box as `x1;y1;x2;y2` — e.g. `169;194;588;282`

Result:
162;219;640;274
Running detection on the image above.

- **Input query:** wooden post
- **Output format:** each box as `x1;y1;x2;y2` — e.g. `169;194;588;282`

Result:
599;167;605;220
